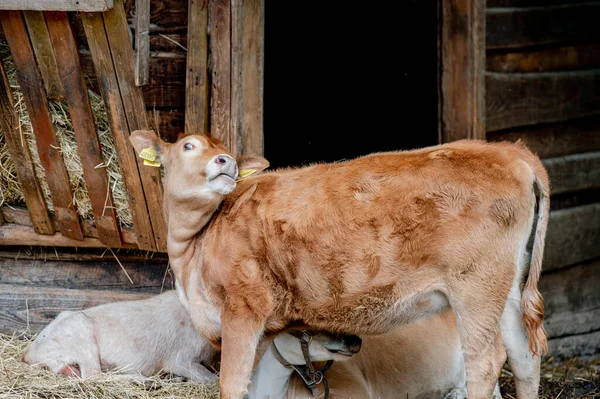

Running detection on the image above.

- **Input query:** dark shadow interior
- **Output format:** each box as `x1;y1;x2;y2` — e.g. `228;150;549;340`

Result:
264;2;440;170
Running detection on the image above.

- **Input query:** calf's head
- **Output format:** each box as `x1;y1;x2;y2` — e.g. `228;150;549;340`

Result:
130;130;269;210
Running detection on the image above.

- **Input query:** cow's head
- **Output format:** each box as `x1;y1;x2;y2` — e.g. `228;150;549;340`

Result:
130;130;269;204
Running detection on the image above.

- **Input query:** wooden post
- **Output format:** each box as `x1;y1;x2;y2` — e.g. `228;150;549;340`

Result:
0;60;54;235
45;11;122;248
231;0;264;156
0;10;84;240
22;11;65;100
438;0;486;142
134;0;150;86
184;0;209;134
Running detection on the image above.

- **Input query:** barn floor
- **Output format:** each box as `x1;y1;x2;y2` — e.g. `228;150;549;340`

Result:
1;333;598;398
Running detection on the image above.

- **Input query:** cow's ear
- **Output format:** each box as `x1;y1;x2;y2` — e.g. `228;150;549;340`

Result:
130;130;168;164
236;155;270;179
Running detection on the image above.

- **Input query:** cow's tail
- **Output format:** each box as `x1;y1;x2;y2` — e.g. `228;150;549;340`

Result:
519;143;550;356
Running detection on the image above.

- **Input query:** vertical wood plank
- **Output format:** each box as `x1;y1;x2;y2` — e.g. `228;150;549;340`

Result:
209;0;234;154
102;0;168;252
0;10;84;240
438;0;486;142
184;0;209;134
22;11;65;100
0;59;54;235
45;11;122;248
134;0;149;86
231;0;264;156
81;10;157;251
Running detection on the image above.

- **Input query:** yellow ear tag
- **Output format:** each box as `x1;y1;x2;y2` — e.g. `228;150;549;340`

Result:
139;147;161;167
236;169;257;182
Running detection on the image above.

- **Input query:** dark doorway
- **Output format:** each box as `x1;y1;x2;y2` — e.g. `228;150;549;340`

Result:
264;2;440;170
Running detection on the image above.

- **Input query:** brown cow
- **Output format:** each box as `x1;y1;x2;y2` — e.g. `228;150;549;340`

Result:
130;131;549;399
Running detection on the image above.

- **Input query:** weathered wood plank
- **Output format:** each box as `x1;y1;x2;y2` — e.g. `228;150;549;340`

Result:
548;330;600;359
487;116;600;158
124;0;188;34
487;3;600;50
81;10;156;251
0;61;54;235
184;0;208;134
0;223;137;248
543;203;600;271
0;10;84;240
0;245;168;263
102;0;167;252
209;0;233;152
45;11;122;248
0;0;114;12
543;152;600;195
0;258;173;293
486;70;600;132
488;0;589;6
147;108;185;143
231;0;264;156
134;0;150;86
487;43;600;73
439;0;486;142
1;205;137;244
22;11;65;100
0;284;151;335
541;259;600;339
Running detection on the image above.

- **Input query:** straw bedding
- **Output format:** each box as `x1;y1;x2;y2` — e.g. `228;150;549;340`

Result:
0;42;133;227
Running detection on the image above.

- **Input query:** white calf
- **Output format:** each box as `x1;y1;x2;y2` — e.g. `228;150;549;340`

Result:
21;290;218;382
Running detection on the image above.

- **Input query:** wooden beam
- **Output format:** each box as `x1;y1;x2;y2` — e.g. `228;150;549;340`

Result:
541;259;600;339
438;0;486;142
22;11;65;100
134;0;150;86
0;10;84;240
45;11;122;248
543;152;600;196
486;70;600;132
184;0;209;134
81;10;157;251
543;203;600;272
0;0;114;12
0;60;54;235
231;0;264;156
0;258;173;293
209;0;234;152
487;43;600;73
487;3;600;50
487;115;600;159
102;0;168;252
0;284;151;335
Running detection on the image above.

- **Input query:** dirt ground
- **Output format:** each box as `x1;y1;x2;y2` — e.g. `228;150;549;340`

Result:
499;357;599;398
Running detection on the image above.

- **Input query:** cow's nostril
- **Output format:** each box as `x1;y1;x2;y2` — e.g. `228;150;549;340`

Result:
215;156;227;165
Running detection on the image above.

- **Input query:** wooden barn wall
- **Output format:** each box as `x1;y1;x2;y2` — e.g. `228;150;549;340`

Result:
486;0;600;358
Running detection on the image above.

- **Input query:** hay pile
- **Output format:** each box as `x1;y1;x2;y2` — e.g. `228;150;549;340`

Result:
0;333;219;399
0;42;133;227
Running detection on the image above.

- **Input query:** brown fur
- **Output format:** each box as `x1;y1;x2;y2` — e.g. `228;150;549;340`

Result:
129;132;549;399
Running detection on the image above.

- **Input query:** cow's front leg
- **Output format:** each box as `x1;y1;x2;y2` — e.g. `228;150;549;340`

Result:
219;301;267;399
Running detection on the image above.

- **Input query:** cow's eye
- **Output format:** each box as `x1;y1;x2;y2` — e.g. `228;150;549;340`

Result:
184;143;194;151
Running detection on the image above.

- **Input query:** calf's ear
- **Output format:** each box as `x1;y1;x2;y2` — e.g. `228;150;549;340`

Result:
237;155;270;178
130;130;168;163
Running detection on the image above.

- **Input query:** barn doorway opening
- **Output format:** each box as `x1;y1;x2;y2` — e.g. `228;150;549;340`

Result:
263;1;440;170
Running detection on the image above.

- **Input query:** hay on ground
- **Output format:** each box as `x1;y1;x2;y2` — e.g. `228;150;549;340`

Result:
0;333;219;399
0;41;133;227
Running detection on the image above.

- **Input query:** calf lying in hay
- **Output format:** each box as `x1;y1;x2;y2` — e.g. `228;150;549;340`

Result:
130;131;551;399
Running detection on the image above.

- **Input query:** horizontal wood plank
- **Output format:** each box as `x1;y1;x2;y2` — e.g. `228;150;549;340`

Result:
548;329;600;359
487;43;600;73
543;203;600;271
487;115;600;158
0;258;173;293
0;284;152;335
0;0;113;12
543;152;600;195
486;70;600;132
541;259;600;338
487;2;600;50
